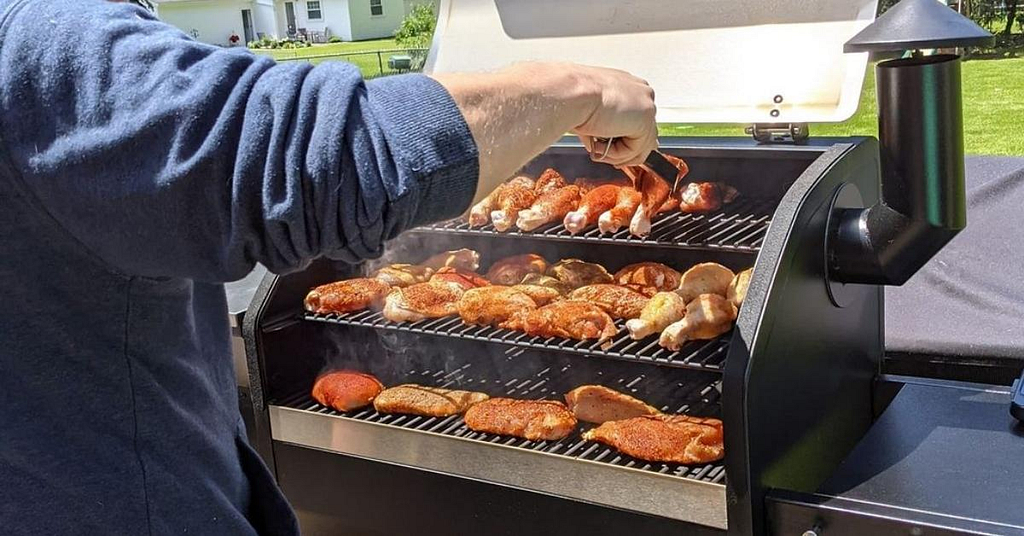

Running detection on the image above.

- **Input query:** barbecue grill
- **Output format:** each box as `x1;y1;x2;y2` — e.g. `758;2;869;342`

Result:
242;1;1023;535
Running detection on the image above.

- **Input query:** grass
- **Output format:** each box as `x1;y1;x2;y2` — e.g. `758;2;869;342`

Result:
660;57;1024;156
254;38;399;61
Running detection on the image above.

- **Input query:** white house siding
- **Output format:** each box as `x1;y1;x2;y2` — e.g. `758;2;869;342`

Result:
276;0;351;40
156;0;276;46
252;0;278;40
347;0;404;41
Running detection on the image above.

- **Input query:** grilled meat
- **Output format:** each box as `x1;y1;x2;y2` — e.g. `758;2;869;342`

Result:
547;258;613;289
510;284;564;306
373;384;490;417
533;168;568;194
728;268;753;309
502;300;618;343
564;385;660;424
569;284;649;320
312;371;384;412
614;262;682;294
491;182;539;232
458;286;538;327
517;185;582;232
623;154;689;237
676;262;736;303
626;291;688;340
430;267;490;290
486;254;548;286
659;294;737;351
422;248;481;272
519;273;573;296
372;264;433;288
304;278;391;314
564;184;621;234
469;176;535;227
382;281;465;323
679;182;739;214
464;398;577;441
598;186;642;234
582;414;724;464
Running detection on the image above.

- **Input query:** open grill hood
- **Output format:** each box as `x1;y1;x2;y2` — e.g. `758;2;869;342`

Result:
425;0;879;124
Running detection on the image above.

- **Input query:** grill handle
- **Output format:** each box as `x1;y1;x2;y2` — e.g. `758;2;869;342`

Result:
829;53;967;286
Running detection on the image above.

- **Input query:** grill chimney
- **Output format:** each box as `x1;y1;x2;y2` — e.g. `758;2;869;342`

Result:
827;0;993;285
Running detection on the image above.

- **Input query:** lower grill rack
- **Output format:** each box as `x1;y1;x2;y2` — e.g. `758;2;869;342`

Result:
273;356;724;483
302;311;731;372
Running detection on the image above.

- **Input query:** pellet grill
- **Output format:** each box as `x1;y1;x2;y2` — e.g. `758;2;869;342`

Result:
242;1;1024;534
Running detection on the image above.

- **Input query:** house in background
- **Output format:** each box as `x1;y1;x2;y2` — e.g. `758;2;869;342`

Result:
153;0;408;46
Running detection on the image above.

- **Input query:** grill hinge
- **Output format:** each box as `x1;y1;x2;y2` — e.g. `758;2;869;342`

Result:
745;123;809;144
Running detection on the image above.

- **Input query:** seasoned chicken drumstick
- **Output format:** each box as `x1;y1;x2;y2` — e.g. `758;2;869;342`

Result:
533;168;568;194
564;385;660;424
490;182;539;232
517;185;582;232
469;176;534;227
659;294;737;351
626;291;688;340
564;184;621;234
623;154;689;237
676;262;736;303
598;186;642;234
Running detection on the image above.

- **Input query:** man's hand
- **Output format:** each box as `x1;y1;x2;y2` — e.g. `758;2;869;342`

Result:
432;62;658;204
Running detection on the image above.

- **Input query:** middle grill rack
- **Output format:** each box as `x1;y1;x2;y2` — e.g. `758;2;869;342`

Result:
303;310;731;372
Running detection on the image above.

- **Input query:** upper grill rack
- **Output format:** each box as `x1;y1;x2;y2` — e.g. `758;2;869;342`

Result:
414;196;774;252
274;353;725;484
303;310;731;372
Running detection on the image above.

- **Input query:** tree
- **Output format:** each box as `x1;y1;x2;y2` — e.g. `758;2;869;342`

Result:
394;3;437;50
1005;0;1019;36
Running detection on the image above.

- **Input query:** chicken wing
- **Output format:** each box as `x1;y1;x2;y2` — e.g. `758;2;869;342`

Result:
569;284;649;320
468;176;535;227
564;385;660;424
464;398;577;441
312;371;384;412
582;414;724;464
502;300;618;343
372;264;433;288
614;262;682;294
517;185;582;232
625;291;688;340
676;262;736;303
564;184;621;235
304;278;391;314
659;294;737;351
382;281;465;323
533;168;568;194
430;267;490;291
422;248;481;272
547;259;613;289
458;286;538;327
728;268;753;309
373;384;490;417
490;183;539;232
486;254;548;286
597;186;642;234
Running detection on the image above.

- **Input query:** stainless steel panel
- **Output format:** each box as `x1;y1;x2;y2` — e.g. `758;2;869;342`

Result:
269;405;728;529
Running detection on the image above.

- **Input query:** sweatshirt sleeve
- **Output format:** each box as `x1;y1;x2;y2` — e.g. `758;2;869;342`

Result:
0;0;479;282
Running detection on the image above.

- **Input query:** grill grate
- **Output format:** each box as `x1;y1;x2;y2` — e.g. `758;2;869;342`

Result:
274;354;725;484
303;310;730;372
413;196;774;252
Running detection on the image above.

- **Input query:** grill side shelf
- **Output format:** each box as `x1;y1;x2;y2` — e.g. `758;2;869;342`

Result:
411;197;775;252
302;311;730;372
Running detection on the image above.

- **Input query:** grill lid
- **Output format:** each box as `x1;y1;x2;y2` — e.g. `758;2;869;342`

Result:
425;0;879;124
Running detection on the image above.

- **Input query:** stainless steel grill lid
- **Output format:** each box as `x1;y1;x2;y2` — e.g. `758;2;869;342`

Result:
425;0;879;124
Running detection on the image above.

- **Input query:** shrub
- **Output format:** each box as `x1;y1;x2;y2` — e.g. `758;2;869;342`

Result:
249;37;312;50
329;36;343;43
394;2;436;50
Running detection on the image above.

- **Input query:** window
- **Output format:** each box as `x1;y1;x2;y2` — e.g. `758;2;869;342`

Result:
370;0;384;16
307;0;323;21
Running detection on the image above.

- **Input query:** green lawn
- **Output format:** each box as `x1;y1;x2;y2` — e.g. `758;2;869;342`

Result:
660;57;1024;156
254;38;399;61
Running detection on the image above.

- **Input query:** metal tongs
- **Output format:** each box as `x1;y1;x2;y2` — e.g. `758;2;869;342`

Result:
591;137;684;194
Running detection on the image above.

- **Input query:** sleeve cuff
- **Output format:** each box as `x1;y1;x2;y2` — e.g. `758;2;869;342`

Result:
366;74;480;227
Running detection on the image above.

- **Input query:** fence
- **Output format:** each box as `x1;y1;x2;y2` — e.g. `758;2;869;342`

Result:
272;48;430;79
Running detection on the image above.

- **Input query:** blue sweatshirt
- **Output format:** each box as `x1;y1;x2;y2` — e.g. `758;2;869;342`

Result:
0;1;479;534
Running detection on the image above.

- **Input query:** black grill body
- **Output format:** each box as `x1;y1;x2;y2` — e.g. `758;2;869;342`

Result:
243;137;886;536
